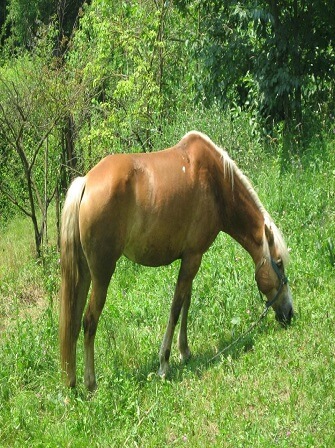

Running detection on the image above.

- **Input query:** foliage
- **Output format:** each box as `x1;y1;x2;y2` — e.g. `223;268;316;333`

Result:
0;46;83;255
3;0;52;49
176;0;335;150
65;0;192;165
2;0;87;51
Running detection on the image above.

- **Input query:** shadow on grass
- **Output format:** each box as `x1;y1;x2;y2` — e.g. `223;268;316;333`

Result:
130;318;292;385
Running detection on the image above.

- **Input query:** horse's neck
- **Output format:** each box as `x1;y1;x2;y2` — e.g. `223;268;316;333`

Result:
219;165;266;264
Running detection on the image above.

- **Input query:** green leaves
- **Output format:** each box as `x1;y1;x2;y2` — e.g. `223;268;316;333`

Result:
176;0;335;153
65;0;196;153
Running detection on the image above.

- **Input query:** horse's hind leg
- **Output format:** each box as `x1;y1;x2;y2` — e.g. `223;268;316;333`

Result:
60;261;91;388
69;272;91;386
83;265;115;391
158;253;202;378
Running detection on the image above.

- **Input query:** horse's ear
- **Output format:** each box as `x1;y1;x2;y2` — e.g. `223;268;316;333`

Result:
265;222;274;246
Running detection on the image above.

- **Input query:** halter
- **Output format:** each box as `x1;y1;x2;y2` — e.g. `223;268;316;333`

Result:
256;257;289;309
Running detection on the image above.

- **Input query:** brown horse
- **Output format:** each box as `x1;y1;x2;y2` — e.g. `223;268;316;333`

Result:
60;131;293;390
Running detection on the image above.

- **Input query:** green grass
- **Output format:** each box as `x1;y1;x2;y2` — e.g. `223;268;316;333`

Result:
1;119;335;447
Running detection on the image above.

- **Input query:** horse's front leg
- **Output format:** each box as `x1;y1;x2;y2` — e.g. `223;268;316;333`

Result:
158;254;202;378
158;289;184;378
177;293;192;363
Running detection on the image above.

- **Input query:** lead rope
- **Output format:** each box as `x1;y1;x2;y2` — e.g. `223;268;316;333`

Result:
208;258;287;363
208;301;270;363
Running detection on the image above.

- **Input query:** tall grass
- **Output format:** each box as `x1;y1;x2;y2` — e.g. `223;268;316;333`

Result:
1;110;335;447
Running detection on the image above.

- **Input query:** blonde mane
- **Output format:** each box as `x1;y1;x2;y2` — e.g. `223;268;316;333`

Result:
183;131;290;266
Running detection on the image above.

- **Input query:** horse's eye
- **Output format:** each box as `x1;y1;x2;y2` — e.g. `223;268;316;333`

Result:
276;258;283;268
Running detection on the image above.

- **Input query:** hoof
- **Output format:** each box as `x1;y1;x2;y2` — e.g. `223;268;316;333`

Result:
180;349;191;364
87;383;97;392
158;363;168;379
85;378;97;392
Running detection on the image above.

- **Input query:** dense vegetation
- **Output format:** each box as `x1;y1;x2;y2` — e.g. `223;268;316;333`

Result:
0;1;334;446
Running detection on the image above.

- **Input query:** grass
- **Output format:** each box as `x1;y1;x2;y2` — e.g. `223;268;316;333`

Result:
1;116;335;447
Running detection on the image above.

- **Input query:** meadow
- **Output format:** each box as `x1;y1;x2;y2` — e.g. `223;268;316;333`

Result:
0;116;335;447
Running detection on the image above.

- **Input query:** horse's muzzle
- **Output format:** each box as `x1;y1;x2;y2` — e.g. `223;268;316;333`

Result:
275;305;294;326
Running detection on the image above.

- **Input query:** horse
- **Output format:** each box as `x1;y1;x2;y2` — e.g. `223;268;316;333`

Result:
60;131;293;391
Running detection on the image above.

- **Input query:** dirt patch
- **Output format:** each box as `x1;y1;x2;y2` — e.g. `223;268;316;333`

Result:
0;281;50;336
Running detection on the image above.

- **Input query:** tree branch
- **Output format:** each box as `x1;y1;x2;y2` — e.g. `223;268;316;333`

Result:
29;117;61;174
0;183;32;218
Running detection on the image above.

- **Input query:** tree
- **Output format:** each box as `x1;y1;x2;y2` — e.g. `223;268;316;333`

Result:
1;0;89;52
66;0;192;159
176;0;335;155
3;0;53;49
0;54;78;256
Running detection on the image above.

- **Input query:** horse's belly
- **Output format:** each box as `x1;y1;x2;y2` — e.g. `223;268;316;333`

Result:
122;190;220;267
123;236;182;267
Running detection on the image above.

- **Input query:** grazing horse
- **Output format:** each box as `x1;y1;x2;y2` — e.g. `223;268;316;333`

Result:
60;131;293;390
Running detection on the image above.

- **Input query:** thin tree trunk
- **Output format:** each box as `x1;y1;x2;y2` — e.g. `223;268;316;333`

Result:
44;136;49;246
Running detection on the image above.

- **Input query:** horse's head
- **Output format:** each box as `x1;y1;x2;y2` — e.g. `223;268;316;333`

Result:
255;221;294;325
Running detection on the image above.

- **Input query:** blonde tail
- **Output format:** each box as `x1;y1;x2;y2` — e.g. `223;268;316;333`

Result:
59;176;87;387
